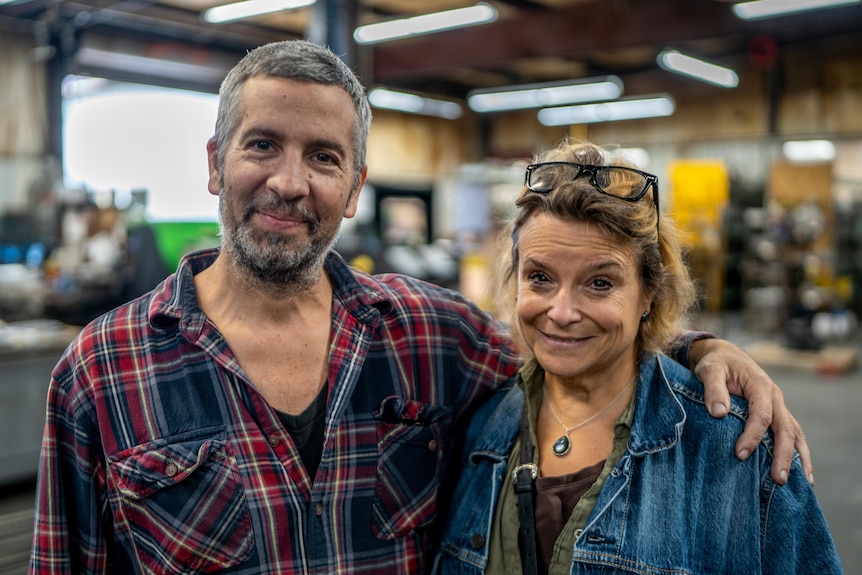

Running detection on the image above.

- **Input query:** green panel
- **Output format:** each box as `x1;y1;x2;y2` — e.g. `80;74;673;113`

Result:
147;221;221;271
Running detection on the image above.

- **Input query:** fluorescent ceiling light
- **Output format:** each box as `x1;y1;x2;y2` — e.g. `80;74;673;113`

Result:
733;0;859;20
203;0;315;24
782;140;836;162
76;47;227;84
657;50;739;88
467;76;623;113
354;3;497;45
538;95;676;126
368;88;462;120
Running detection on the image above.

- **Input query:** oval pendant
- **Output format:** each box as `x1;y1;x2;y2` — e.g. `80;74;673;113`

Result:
553;435;571;456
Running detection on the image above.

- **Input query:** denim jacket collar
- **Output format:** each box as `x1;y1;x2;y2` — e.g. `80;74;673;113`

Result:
627;354;687;457
466;353;688;463
467;385;524;459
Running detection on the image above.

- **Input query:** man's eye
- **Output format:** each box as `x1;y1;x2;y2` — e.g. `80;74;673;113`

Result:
252;141;272;151
315;152;335;163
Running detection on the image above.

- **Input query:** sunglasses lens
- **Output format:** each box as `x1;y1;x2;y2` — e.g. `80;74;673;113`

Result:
594;167;649;199
528;164;577;192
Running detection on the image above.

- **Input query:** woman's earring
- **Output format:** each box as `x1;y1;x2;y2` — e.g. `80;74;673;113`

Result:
641;311;650;322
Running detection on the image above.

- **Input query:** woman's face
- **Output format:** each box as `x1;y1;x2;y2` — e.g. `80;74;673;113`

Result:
516;212;652;384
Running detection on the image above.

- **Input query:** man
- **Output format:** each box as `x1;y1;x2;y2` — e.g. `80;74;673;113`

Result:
29;40;811;575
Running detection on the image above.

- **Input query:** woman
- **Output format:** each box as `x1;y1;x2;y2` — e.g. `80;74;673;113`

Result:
432;140;842;574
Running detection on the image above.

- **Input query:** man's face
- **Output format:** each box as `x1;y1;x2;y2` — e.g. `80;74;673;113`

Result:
206;75;366;289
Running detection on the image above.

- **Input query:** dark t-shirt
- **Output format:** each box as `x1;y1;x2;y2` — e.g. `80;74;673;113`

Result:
275;384;329;480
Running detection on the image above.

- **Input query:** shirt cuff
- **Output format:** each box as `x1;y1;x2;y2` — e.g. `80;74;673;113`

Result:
669;330;717;370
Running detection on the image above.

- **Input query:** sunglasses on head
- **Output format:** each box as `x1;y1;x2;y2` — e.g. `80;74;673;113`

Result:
524;161;660;224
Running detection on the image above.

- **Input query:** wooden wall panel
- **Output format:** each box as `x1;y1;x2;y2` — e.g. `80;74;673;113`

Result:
0;33;47;157
366;109;477;183
0;33;49;211
779;55;862;135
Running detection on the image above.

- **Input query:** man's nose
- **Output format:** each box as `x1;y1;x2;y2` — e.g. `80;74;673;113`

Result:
267;153;311;200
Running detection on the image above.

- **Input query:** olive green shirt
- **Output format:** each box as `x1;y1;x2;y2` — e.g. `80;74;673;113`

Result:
486;358;635;575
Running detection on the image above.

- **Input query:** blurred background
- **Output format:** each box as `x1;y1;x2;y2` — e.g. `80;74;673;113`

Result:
0;0;861;572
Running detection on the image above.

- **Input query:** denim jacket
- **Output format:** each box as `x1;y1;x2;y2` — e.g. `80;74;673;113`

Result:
432;354;844;575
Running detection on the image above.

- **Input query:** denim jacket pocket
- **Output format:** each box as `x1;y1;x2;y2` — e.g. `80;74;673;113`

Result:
371;395;452;540
108;428;254;574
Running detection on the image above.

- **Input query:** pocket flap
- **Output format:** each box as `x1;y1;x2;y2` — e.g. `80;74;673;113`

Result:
110;429;225;500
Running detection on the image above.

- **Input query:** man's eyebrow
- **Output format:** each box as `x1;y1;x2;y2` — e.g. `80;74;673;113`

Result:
238;127;281;141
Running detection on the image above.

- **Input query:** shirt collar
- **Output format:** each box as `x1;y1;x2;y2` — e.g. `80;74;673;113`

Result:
146;247;394;334
147;247;217;334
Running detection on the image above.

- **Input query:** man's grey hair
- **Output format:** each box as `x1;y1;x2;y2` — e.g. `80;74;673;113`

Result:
214;40;372;190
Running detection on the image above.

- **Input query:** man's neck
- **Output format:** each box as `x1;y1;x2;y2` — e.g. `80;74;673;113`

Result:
194;251;333;327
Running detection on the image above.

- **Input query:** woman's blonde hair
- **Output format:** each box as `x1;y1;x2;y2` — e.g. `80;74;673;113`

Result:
503;139;698;356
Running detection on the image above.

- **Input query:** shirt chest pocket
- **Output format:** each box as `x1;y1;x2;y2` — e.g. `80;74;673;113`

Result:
371;396;452;540
108;429;254;574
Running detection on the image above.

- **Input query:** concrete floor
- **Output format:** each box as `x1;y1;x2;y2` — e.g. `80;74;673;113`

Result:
1;313;859;573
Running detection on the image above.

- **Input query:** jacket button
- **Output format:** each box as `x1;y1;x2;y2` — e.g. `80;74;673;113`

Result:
268;434;280;447
315;503;323;516
427;439;437;451
470;534;485;549
165;463;178;477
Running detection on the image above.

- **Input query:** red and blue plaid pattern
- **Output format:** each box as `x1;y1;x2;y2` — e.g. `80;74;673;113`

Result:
29;248;520;575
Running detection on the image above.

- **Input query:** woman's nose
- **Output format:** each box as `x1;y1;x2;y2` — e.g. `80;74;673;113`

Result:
546;290;583;325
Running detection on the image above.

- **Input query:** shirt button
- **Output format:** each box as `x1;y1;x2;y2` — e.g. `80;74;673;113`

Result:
315;503;323;516
165;463;178;477
268;434;280;447
427;439;437;451
470;534;485;549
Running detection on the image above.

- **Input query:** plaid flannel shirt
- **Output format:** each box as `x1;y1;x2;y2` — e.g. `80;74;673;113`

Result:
29;247;520;575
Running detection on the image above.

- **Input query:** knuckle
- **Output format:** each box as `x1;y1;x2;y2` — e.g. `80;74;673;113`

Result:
751;404;773;423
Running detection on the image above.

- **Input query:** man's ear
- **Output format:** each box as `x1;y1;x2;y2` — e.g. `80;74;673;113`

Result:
206;137;220;196
343;166;368;219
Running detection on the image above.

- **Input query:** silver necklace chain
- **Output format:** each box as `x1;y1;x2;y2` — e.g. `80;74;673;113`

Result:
544;376;636;436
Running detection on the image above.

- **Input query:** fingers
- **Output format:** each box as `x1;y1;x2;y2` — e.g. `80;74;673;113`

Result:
700;364;730;418
734;398;771;462
768;395;814;486
795;428;814;486
741;385;814;487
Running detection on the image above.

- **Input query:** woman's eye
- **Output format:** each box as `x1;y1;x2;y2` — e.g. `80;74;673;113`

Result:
591;278;613;290
527;271;549;285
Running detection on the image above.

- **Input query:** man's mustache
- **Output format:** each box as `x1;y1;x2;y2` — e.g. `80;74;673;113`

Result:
243;197;320;232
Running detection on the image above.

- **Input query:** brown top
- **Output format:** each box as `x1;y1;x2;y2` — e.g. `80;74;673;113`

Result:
534;459;606;573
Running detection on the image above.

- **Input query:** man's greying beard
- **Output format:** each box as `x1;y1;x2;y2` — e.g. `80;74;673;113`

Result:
218;176;343;293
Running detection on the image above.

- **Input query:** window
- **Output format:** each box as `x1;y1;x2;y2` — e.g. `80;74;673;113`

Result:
63;76;220;222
